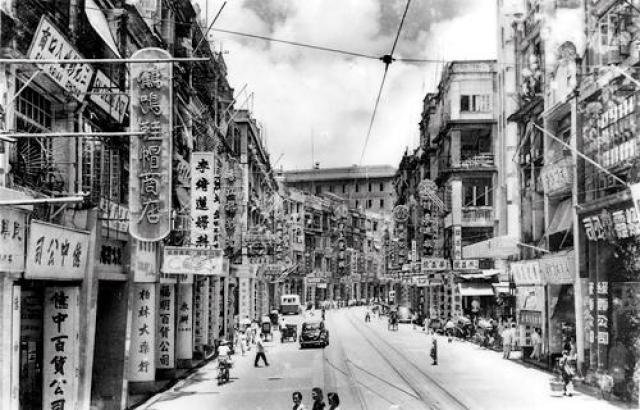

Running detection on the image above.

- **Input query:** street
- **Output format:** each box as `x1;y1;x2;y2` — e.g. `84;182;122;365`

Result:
136;308;627;410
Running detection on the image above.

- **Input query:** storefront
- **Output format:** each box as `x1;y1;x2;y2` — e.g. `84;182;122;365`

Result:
580;201;640;400
511;250;576;369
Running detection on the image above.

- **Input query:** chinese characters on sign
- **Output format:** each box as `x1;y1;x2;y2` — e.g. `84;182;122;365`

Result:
156;284;175;369
0;207;26;273
130;283;156;381
176;284;193;359
25;221;89;280
162;247;223;275
596;281;609;346
193;278;210;352
421;258;450;272
129;48;173;241
132;240;158;282
191;152;221;249
239;278;250;321
28;17;95;101
511;259;543;285
90;70;128;123
582;207;640;241
452;259;480;271
43;287;79;410
452;225;462;260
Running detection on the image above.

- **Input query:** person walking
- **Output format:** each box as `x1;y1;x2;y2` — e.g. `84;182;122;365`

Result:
558;350;575;396
430;337;438;365
238;330;247;356
311;387;326;410
530;328;542;361
327;392;340;410
502;324;513;359
254;334;269;367
292;391;307;410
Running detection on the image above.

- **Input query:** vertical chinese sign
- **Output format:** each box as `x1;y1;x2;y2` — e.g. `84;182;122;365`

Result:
239;277;250;320
156;284;175;369
193;277;209;353
0;207;26;273
43;287;80;410
176;283;193;359
129;283;156;381
191;152;216;248
129;48;173;242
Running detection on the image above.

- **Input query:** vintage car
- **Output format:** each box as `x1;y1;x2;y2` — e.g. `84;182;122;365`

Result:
299;320;329;348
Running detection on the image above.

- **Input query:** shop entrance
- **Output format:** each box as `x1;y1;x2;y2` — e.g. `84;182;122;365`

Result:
19;285;44;410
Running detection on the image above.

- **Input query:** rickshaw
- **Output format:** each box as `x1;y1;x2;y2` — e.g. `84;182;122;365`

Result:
388;310;399;331
261;316;273;341
281;323;297;343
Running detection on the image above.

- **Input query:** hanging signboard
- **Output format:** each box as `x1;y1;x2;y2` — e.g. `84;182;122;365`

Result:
191;152;220;248
43;286;80;410
129;47;173;242
193;278;209;351
238;277;250;321
541;159;573;194
176;284;193;359
413;275;429;287
421;258;450;272
539;251;574;284
99;198;129;233
132;240;158;282
452;225;462;260
28;16;95;101
156;283;175;369
89;70;128;123
511;259;543;285
162;247;223;275
129;284;156;381
582;206;640;241
25;221;89;280
0;207;26;273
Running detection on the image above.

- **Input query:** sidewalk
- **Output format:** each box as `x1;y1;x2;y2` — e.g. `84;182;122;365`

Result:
362;311;635;410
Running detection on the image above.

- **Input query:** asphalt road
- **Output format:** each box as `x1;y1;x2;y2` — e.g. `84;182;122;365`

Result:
136;307;630;410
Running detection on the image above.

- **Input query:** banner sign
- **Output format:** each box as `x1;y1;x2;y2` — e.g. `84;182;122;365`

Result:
90;70;128;123
630;183;640;230
238;278;250;321
421;258;450;272
191;152;221;249
452;259;479;271
25;221;89;280
176;284;193;359
453;225;462;260
193;278;209;351
129;283;156;381
132;240;158;282
28;16;95;101
43;286;80;410
162;246;223;275
582;206;640;241
511;259;543;285
129;47;173;241
539;251;574;284
156;283;175;369
99;198;129;233
0;207;26;273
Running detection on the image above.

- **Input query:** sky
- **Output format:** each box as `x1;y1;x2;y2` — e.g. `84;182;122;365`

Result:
194;0;497;171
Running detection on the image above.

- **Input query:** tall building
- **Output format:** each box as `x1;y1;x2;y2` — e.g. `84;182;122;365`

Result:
279;164;396;214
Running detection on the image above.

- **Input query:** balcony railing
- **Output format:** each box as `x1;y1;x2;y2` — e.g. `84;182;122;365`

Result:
462;207;493;226
456;153;495;169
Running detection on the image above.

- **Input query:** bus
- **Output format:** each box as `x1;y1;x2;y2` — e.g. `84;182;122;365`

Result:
280;294;302;315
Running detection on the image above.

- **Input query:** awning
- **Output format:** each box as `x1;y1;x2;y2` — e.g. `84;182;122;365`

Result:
458;283;494;296
547;199;573;235
462;236;520;259
458;269;502;280
85;0;121;57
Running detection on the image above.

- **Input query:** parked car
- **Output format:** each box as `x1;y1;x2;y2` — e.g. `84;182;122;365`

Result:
428;318;444;334
299;320;329;348
397;306;413;324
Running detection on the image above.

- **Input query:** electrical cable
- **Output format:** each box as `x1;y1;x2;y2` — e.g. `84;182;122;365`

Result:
193;1;227;54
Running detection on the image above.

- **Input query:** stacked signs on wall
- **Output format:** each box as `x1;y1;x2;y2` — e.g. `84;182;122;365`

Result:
193;277;210;352
156;283;175;369
393;205;410;266
191;152;218;248
418;179;441;258
130;284;156;380
129;48;173;241
335;204;348;275
43;287;79;410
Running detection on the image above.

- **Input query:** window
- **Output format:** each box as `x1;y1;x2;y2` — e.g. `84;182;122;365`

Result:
329;185;334;193
315;185;321;195
355;200;360;208
373;221;378;231
460;94;492;112
379;182;384;191
368;183;372;192
463;179;492;206
355;184;359;193
342;184;346;193
379;199;384;208
366;199;372;209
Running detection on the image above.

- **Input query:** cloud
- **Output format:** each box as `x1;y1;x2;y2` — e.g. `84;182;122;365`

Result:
195;0;496;170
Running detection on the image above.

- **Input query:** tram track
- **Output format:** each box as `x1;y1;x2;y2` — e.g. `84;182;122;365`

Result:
346;311;472;410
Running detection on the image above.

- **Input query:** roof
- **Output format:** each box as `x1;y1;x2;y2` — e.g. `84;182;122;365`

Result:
282;165;397;182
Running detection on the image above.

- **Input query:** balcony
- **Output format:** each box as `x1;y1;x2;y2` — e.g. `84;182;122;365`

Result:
461;207;494;227
458;152;494;169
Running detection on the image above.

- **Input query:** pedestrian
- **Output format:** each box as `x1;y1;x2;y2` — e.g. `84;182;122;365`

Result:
558;349;575;396
311;387;326;410
254;334;269;367
530;328;542;361
430;337;438;365
412;312;417;330
502;324;512;359
292;391;307;410
239;330;247;356
365;310;370;322
422;316;429;332
327;392;340;410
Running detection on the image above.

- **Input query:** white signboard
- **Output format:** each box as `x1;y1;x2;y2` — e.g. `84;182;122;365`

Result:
25;221;90;280
162;247;223;275
539;251;574;284
156;283;175;369
176;284;193;359
193;278;209;351
511;259;543;285
452;259;480;271
421;258;450;272
631;183;640;227
28;16;95;101
99;198;129;233
0;207;26;273
129;283;156;381
238;278;250;320
43;286;79;410
413;275;429;287
90;70;128;122
126;0;159;33
132;240;158;282
191;152;220;249
453;225;462;260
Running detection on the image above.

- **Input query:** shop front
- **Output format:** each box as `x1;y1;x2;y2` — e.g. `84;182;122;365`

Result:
580;202;640;401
